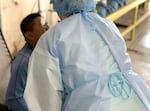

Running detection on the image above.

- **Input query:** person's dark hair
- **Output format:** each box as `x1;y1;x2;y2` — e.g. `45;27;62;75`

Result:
20;13;40;37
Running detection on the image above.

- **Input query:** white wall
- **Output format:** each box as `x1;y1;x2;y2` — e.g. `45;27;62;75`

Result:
0;0;59;58
1;0;38;57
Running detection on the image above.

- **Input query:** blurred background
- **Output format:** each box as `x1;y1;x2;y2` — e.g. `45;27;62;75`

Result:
0;0;150;107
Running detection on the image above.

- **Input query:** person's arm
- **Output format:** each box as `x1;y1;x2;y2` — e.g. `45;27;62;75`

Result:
16;57;29;111
24;46;63;111
6;53;29;111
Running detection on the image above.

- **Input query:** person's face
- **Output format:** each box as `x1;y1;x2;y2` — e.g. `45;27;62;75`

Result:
29;16;49;48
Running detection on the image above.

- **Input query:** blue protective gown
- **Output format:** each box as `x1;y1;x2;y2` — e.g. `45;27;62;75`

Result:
24;12;150;111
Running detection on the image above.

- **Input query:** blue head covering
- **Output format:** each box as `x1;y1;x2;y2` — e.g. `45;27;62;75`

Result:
50;0;97;16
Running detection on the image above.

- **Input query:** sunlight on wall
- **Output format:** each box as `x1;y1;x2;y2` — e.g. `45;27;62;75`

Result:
0;0;60;57
1;0;39;57
0;0;1;28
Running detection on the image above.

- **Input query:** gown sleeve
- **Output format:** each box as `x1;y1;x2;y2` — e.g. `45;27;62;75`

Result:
24;46;63;111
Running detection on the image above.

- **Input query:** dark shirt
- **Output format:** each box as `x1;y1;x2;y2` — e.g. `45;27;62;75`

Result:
6;43;32;111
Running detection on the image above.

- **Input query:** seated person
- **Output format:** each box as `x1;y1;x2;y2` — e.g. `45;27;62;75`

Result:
5;13;49;111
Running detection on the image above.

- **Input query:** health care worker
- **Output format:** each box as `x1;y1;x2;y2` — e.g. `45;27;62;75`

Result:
24;0;150;111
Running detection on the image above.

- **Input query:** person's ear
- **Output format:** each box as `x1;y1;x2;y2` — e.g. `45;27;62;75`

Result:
24;32;34;41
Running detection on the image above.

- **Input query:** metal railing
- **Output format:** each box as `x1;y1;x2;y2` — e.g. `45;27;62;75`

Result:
106;0;150;40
